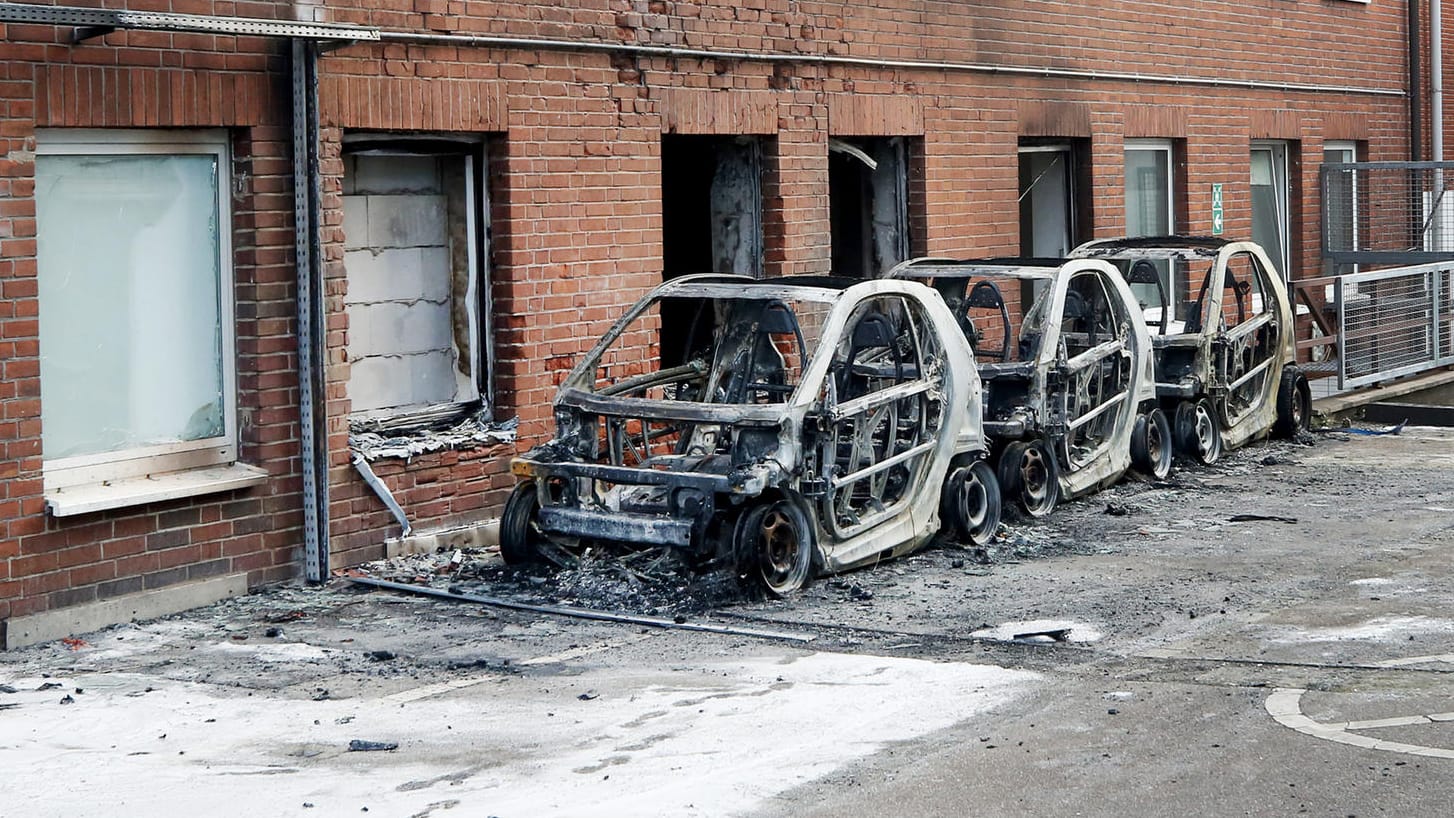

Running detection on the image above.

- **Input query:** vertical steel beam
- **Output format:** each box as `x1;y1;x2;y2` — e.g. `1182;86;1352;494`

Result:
292;40;329;582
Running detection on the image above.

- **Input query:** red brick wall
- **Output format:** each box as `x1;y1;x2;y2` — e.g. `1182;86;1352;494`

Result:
0;6;301;624
0;0;1420;619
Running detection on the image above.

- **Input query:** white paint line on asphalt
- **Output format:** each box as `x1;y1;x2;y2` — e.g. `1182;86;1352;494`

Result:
383;676;493;704
1374;653;1454;667
517;634;652;667
1265;687;1454;760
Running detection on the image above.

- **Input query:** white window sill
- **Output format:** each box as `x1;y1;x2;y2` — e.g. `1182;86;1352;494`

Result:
45;463;269;518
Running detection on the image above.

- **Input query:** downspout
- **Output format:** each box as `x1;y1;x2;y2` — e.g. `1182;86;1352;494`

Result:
291;39;330;582
1413;0;1423;161
1436;0;1445;165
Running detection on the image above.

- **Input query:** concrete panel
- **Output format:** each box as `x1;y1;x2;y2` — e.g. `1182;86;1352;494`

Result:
347;300;454;357
342;195;368;250
352;154;441;195
2;574;247;650
348;351;461;411
365;193;448;249
343;248;451;305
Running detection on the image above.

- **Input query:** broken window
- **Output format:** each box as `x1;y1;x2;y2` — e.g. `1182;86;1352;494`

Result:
660;135;765;367
661;135;764;279
1019;140;1090;257
35;129;238;488
342;137;490;424
829;137;913;278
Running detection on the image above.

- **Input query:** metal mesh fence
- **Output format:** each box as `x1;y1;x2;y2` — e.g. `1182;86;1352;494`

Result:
1322;162;1454;269
1337;263;1454;389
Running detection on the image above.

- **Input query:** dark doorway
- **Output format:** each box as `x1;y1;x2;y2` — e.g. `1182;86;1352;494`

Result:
829;137;911;277
660;135;764;364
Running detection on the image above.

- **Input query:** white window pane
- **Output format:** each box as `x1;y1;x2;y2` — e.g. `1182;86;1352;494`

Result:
36;153;225;460
1124;149;1171;238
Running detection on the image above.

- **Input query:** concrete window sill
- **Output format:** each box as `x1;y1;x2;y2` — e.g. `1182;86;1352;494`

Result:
45;463;269;518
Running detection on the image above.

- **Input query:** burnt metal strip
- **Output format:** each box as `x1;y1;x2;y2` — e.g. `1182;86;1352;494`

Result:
349;577;817;643
0;2;380;40
537;507;694;547
561;389;785;426
519;460;727;491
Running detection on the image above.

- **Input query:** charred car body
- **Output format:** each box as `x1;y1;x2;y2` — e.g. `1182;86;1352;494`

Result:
1070;237;1311;463
502;275;1002;595
886;258;1164;517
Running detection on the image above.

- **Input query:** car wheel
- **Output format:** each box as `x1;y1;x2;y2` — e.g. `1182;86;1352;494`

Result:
997;440;1027;500
1014;440;1060;518
500;482;547;566
1186;397;1223;465
735;498;813;597
942;461;1002;546
1273;365;1312;438
1131;408;1174;480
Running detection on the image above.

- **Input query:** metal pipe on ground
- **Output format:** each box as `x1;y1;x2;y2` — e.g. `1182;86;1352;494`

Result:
348;577;818;643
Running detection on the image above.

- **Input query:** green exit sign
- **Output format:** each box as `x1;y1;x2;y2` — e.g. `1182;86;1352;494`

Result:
1211;183;1224;235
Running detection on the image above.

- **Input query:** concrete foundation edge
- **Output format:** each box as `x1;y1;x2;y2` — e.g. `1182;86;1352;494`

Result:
2;574;249;651
386;519;500;559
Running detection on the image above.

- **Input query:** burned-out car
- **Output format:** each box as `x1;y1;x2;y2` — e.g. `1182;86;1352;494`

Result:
886;258;1164;517
1070;237;1311;463
501;274;1002;595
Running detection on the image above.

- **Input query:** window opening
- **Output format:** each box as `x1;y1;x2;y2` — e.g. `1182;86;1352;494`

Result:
1019;141;1089;257
1251;141;1292;279
829;137;912;277
342;137;489;424
1124;139;1177;308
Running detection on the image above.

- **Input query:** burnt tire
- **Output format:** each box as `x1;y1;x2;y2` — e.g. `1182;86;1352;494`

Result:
942;460;1002;546
1178;397;1222;465
997;441;1028;501
499;482;547;566
1011;439;1060;518
1131;408;1174;480
1273;366;1312;438
735;498;813;597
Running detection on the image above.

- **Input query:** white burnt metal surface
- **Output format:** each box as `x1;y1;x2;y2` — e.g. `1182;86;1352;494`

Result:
1071;237;1310;463
502;274;1001;595
887;257;1161;517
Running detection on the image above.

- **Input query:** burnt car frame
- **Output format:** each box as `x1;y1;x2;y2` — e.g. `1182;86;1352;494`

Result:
1070;237;1311;463
501;274;1002;595
886;257;1164;517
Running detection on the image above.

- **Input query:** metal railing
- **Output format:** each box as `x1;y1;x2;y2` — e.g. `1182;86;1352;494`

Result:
1334;262;1454;390
1322;161;1454;267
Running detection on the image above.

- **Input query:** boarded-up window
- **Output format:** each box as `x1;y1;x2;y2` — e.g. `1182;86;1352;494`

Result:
343;145;486;420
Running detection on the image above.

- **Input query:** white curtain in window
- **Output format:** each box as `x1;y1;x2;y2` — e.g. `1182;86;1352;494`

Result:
36;154;224;460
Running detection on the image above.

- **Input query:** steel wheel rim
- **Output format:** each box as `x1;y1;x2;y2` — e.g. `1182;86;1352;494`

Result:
960;470;988;530
1020;446;1050;505
759;508;800;591
1194;404;1217;456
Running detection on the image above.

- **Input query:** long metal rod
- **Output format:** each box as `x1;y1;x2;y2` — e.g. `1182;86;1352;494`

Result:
349;577;818;643
374;31;1405;98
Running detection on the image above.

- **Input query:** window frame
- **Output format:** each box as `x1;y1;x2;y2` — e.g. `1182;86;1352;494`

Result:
341;134;493;429
1018;142;1077;257
1251;140;1293;279
1123;138;1178;306
35;128;238;492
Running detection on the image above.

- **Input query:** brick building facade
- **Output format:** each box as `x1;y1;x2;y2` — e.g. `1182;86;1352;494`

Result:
0;0;1434;646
